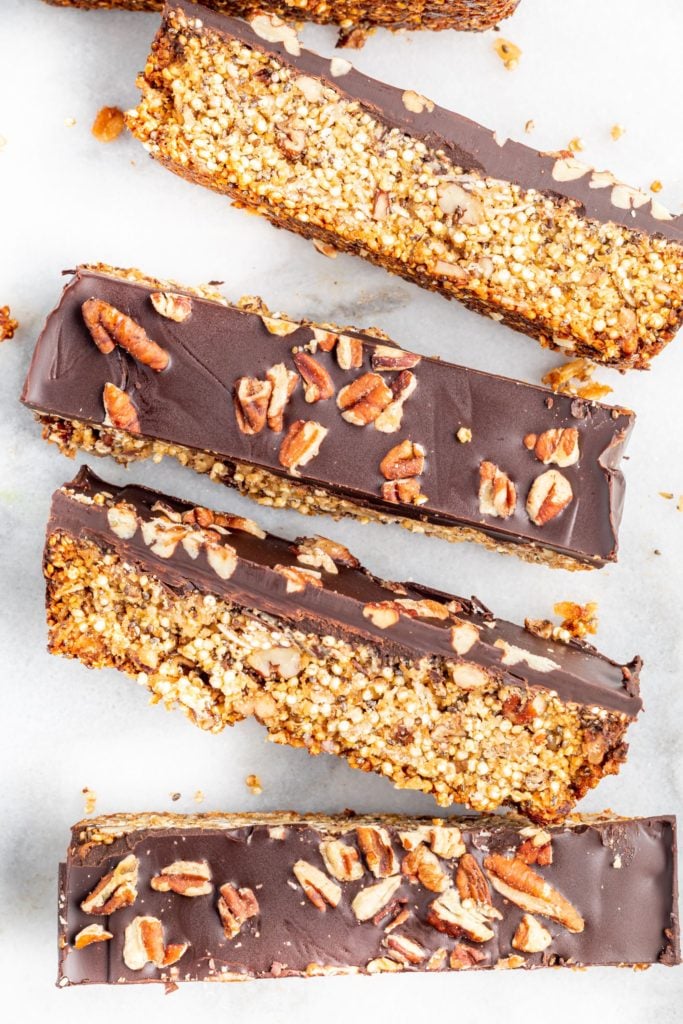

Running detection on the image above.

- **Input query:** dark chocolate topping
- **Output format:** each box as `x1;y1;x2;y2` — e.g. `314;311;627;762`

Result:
58;813;680;982
23;267;634;565
170;0;683;243
48;465;642;716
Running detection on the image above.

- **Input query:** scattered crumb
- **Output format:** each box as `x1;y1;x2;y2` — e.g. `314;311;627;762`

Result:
493;38;521;70
525;602;598;645
456;427;472;444
0;306;18;342
91;105;125;143
523;119;535;134
193;789;205;804
659;492;674;500
649;179;663;194
610;124;625;141
64;117;77;128
170;791;181;802
542;359;612;401
567;137;585;153
678;496;683;513
0;135;7;151
245;774;263;795
654;549;661;556
82;787;97;815
164;981;179;995
313;239;338;259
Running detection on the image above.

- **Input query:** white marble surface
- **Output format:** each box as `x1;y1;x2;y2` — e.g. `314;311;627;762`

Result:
1;0;682;1019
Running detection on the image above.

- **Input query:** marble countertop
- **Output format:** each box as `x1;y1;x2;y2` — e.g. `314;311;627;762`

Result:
1;0;682;1019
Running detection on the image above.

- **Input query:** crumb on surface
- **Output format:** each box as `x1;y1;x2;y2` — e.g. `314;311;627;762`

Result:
493;37;521;70
245;774;263;795
0;306;18;342
610;124;625;141
82;787;97;815
541;359;612;401
194;789;205;804
92;106;125;143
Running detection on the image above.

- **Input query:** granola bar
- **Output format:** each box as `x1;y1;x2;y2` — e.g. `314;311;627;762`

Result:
44;466;642;823
126;2;683;369
23;265;635;571
41;0;520;43
58;811;679;984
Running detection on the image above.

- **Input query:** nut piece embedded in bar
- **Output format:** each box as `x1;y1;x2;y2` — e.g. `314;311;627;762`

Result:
44;468;643;823
58;811;680;985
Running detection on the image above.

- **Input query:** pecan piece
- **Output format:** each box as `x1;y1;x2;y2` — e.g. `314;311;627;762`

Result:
352;876;402;922
265;362;299;432
383;933;428;965
295;535;359;572
276;123;306;158
150;291;192;323
293;860;341;910
371;345;421;372
484;854;584;932
310;328;337;351
372;189;391;220
402;844;449;893
278;419;328;473
450;944;488;969
512;913;553;953
526;469;573;525
246;645;301;680
427;889;498;943
456;853;492;906
205;541;238;580
81;854;138;915
73;924;113;949
217;883;259;938
319;839;364;882
337;372;393;426
479;461;517;518
123;916;187;970
380;439;425;481
82;299;169;370
335;334;364;370
451;661;490;690
102;382;140;434
517;829;553;867
274;564;323;593
107;502;138;540
234;376;273;435
429;826;466;860
150;860;213;897
362;602;400;629
293;351;334;402
357;826;399;877
381;478;427;506
437;181;485;225
374;370;417;433
450;619;480;656
526;427;579;467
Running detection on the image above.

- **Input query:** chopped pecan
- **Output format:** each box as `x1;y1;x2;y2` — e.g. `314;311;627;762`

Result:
383;933;428;965
381;478;427;505
205;541;238;580
150;291;192;323
246;645;301;680
182;507;265;539
81;299;169;370
102;382;140;434
371;345;421;371
512;913;553;953
426;948;448;971
526;469;573;525
479;461;517;518
362;602;400;629
233;376;272;435
295;535;359;572
278;419;328;473
293;351;335;402
73;924;113;949
402;844;449;893
450;661;490;690
319;839;364;882
437;181;485;225
293;860;341;910
81;854;138;915
484;854;584;932
394;598;449;620
332;334;362;371
517;830;553;867
372;189;391;220
249;11;300;55
311;328;338;351
122;916;187;970
380;439;425;481
357;826;399;877
402;90;435;114
429;826;465;860
526;427;580;467
265;362;299;432
217;883;260;939
366;956;402;973
450;944;488;969
352;876;402;922
274;564;323;593
427;888;498;943
456;853;492;906
374;370;417;433
337;372;393;426
150;860;213;897
107;502;138;540
381;904;410;931
261;314;299;336
450;619;480;656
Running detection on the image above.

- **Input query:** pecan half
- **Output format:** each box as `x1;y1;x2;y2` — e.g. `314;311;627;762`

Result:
380;439;425;481
82;299;169;370
478;461;517;518
512;913;553;953
352;876;402;922
123;916;187;970
293;351;334;402
246;645;301;680
278;420;328;473
73;924;113;949
293;860;341;910
401;844;449;893
456;853;492;906
150;291;192;323
337;372;393;426
81;854;138;915
427;889;498;943
217;883;259;939
265;362;298;431
319;839;364;882
526;427;580;467
484;854;584;932
526;469;573;525
150;860;213;897
274;564;323;593
357;826;399;877
371;345;421;372
234;376;273;435
383;933;428;965
381;478;427;506
102;382;140;434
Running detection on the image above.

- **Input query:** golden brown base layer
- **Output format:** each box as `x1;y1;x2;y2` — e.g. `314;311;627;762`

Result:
45;529;630;822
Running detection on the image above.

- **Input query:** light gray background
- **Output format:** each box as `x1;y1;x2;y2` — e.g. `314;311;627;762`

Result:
1;0;682;1020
